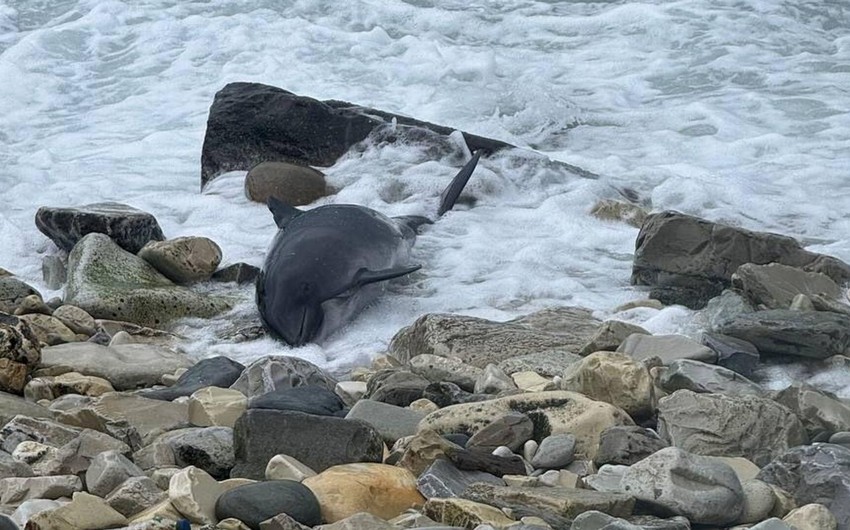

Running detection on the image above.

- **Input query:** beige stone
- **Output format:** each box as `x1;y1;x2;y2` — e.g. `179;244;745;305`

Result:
395;429;461;476
265;454;317;482
0;358;28;394
53;371;114;396
217;518;252;530
423;497;515;528
408;398;439;414
0;475;82;504
313;512;397;530
511;371;552;392
27;491;128;529
334;381;367;407
188;386;247;428
783;503;837;530
168;465;223;525
418;391;633;460
138;237;223;284
245;161;328;206
51;305;97;336
561;351;654;419
14;294;52;316
738;479;776;524
706;456;761;482
590;199;648;228
768;484;797;519
303;463;425;523
580;320;651;355
129;499;185;525
18;313;78;345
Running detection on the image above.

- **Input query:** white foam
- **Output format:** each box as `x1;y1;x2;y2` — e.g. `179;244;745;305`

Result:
0;1;848;391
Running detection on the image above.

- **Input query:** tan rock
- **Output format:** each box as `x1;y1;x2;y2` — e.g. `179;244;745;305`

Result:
423;497;515;528
408;398;439;414
27;491;128;529
54;371;114;397
334;381;367;407
561;351;654;419
419;391;633;460
51;305;97;336
168;465;223;525
303;463;425;523
396;429;461;476
139;237;223;284
580;320;651;355
129;499;185;525
265;454;317;482
590;199;648;228
18;313;78;345
14;294;52;316
188;386;247;428
314;512;397;529
783;503;837;530
245;161;328;206
217;518;253;530
511;371;552;392
0;358;28;394
706;456;761;482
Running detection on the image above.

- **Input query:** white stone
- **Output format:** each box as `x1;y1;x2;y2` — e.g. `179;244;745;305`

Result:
783;503;837;530
168;465;223;525
188;386;247;428
26;491;128;529
522;440;538;463
265;454;317;482
335;381;367;406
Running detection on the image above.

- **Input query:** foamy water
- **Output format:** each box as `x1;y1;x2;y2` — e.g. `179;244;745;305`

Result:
1;1;849;385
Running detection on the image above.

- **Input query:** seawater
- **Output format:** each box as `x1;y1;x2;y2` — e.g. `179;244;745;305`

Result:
1;1;849;387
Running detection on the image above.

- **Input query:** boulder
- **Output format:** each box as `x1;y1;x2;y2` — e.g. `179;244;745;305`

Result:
163;427;235;479
0;449;33;478
364;370;430;407
0;475;82;504
0;415;80;453
68;392;189;447
31;428;131;477
169;466;222;525
570;511;691;530
303;463;425;523
716;309;850;359
38;342;192;390
561;351;654;419
35;202;165;253
473;364;517;394
64;233;229;327
189;387;248;428
0;278;39;315
0;313;41;394
631;210;850;308
407;354;483;392
590;199;648;228
621;447;743;525
421;381;490;408
657;359;764;396
212;262;261;284
104;475;165;518
593;426;668;467
138;236;223;284
580;320;651;356
732;262;842;309
531;434;577;469
783;503;838;530
416;458;504;499
249;385;346;416
418;391;634;460
26;491;128;529
200;82;519;189
757;443;850;529
17;314;77;345
85;450;146;497
344;400;426;445
144;356;245;401
215;480;322;529
657;390;807;466
617;333;717;364
774;384;850;440
232;409;383;479
739;479;777;524
244;162;328;206
390;307;600;368
230;356;337;399
496;349;583;377
466;412;533;452
700;332;761;378
51;305;96;336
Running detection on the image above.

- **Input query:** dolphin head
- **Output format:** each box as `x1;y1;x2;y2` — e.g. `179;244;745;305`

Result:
257;270;330;347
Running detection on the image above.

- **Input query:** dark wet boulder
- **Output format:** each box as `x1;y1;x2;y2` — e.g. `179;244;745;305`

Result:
143;356;245;401
35;202;164;254
631;211;850;309
248;385;346;417
215;480;321;529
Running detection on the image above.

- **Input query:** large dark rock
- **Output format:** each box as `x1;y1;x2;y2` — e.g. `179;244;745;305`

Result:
231;409;382;479
365;370;430;407
215;480;321;529
143;356;245;401
716;309;850;359
631;211;850;309
700;332;760;378
248;385;346;416
167;427;234;480
594;426;668;467
35;202;165;254
757;444;850;530
417;458;504;499
201;82;594;189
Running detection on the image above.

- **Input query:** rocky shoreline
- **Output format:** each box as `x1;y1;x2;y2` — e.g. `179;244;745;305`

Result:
1;84;850;529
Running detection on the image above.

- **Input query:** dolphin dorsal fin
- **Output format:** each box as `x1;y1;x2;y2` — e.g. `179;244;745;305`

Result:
267;197;303;229
437;150;482;217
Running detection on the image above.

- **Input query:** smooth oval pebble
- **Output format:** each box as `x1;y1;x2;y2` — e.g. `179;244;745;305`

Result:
215;480;321;529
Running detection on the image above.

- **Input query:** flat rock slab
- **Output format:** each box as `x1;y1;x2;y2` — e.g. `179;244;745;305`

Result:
390;307;600;368
38;342;192;390
35;202;165;254
732;262;842;310
89;392;190;446
249;385;346;416
715;309;850;359
0;392;51;426
345;399;426;444
201;82;595;189
631;210;850;308
65;233;229;327
658;359;764;396
232;409;383;479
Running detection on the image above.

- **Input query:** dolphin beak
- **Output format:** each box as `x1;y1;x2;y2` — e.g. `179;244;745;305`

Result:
284;306;323;347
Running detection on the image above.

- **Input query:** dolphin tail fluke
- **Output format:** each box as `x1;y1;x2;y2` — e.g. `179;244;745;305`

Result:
437;151;481;217
268;197;303;229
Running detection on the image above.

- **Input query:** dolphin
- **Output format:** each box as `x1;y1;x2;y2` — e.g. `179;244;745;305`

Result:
256;152;481;346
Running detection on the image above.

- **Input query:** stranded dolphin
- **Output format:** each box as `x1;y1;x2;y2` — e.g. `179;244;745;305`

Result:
256;152;481;346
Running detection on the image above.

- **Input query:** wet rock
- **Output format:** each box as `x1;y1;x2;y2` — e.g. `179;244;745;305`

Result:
230;355;337;399
64;233;229;327
590;199;648;228
249;385;346;416
700;332;760;378
732;262;842;310
757;443;850;528
200;82;515;189
657;390;806;466
42;255;67;290
580;320;651;356
407;354;482;392
38;342;192;390
561;351;654;419
365;370;430;407
35;202;165;253
416;458;504;499
139;236;223;284
345;400;426;445
774;383;850;440
0;278;39;314
531;434;576;469
303;463;424;523
657;359;764;396
212;262;261;284
621;447;743;525
594;426;668;467
189;387;248;428
617;333;717;364
419;391;634;460
215;480;322;529
144;356;245;401
232;409;383;479
245;161;328;206
631;210;850;309
461;482;634;527
390;308;600;368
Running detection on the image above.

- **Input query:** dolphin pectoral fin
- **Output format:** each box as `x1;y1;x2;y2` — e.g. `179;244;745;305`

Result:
267;197;303;229
437;150;482;217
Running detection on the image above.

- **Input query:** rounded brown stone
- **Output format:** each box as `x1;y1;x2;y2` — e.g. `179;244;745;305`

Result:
245;162;328;206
